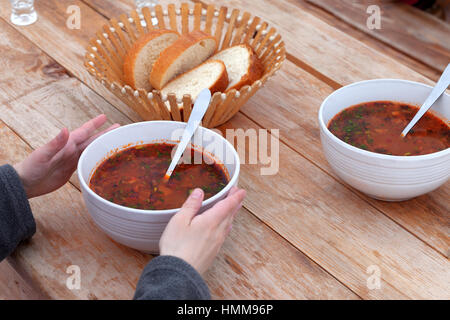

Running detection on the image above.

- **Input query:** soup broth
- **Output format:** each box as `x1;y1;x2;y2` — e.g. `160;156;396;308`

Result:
89;143;229;210
328;101;450;156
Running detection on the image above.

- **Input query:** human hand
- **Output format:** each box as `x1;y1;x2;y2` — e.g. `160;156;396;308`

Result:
14;115;120;199
159;186;246;274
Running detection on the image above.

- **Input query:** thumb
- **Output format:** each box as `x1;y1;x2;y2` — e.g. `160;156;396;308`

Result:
37;128;69;162
179;188;204;223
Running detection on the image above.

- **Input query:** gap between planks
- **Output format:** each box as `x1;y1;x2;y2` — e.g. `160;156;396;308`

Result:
0;16;140;133
80;0;111;20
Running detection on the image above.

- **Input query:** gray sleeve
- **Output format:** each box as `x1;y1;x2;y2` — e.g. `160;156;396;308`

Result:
0;164;36;261
133;255;211;300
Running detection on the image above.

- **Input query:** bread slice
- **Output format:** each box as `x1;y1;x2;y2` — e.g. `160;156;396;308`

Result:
150;31;217;90
123;29;179;91
161;60;228;101
210;44;263;91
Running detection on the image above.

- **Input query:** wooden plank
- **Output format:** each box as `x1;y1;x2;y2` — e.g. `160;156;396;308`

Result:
306;0;450;73
192;0;433;87
205;207;358;299
82;0;134;17
0;119;356;299
82;0;172;18
216;114;450;299
0;20;66;104
82;0;443;83
286;0;443;82
2;79;130;147
236;60;450;257
0;1;141;123
0;260;47;300
82;0;443;82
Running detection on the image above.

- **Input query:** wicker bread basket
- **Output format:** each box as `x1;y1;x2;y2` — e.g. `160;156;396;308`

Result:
84;2;285;128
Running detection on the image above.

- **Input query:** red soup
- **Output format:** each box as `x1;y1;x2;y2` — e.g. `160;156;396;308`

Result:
328;101;450;156
89;143;229;210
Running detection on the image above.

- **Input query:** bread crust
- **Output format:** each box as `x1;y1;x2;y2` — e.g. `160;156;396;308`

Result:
150;31;218;90
226;44;264;91
162;60;229;97
208;60;229;94
122;29;179;89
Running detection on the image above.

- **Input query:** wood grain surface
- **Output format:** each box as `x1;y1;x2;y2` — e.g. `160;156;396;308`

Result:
0;0;448;299
0;12;356;299
191;0;432;87
306;0;450;72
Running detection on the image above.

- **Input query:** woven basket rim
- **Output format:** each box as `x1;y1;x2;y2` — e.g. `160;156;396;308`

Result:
83;2;286;127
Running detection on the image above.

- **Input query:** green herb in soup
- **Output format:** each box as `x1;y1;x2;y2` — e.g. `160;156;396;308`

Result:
89;143;229;210
328;101;450;156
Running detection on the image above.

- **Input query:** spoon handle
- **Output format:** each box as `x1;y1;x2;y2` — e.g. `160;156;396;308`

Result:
164;88;212;179
401;64;450;137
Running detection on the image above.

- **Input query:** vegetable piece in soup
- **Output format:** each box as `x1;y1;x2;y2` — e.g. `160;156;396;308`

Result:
89;143;229;210
328;101;449;156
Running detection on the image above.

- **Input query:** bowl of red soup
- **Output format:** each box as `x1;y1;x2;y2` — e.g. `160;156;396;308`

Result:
77;121;240;253
319;79;449;201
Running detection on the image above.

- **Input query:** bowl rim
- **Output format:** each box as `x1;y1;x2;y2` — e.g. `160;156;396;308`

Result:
318;79;450;161
77;120;241;215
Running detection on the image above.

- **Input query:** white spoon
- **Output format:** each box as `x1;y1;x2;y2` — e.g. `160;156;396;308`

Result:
401;64;450;137
164;88;212;180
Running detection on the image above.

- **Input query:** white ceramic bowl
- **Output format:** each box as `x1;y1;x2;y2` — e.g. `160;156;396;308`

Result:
319;79;449;201
78;121;240;253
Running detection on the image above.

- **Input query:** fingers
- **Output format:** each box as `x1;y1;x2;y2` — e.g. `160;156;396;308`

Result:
71;114;108;146
221;189;245;228
35;128;69;163
178;188;204;223
78;123;120;150
202;188;246;227
228;186;239;196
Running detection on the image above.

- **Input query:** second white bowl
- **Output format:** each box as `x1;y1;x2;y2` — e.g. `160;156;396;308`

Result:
319;79;450;201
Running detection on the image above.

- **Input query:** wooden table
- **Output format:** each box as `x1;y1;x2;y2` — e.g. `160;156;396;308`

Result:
0;0;449;300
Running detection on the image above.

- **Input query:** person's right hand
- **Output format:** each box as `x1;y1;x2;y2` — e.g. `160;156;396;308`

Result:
159;186;246;274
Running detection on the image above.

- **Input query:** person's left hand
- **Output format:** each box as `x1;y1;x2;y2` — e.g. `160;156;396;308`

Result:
14;114;120;199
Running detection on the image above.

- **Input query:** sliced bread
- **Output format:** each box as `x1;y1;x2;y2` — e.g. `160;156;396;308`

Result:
123;29;179;91
210;44;263;91
161;60;228;101
150;31;217;90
